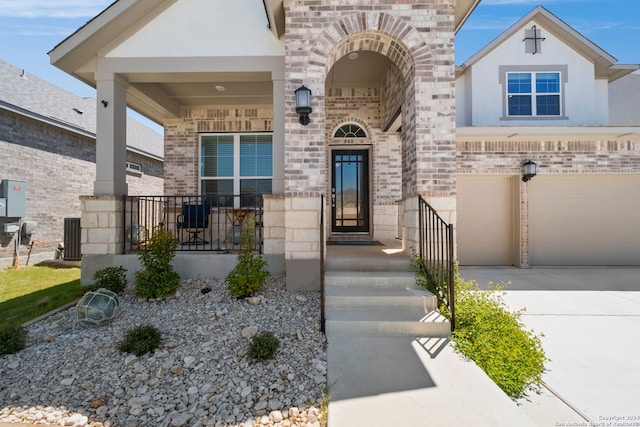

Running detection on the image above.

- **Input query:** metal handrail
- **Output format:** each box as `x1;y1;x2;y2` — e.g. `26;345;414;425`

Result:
320;194;326;334
122;194;264;254
417;195;455;331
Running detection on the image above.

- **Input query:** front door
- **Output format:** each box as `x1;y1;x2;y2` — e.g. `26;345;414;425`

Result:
331;149;369;233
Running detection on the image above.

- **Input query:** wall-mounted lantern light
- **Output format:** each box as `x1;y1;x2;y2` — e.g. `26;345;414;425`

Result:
522;160;537;182
295;85;312;126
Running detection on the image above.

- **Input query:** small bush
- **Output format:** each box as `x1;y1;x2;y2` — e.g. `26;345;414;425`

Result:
135;228;180;299
226;222;269;298
0;324;27;355
248;330;280;362
118;324;162;356
93;266;128;294
452;278;548;398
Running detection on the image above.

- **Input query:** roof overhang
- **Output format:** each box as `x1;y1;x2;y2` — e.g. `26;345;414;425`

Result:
49;0;173;84
457;126;640;142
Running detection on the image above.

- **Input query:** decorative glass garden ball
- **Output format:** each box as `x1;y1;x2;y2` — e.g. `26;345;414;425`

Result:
76;288;120;327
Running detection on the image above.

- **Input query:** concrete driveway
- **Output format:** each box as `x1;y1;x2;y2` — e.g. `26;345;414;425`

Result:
460;267;640;426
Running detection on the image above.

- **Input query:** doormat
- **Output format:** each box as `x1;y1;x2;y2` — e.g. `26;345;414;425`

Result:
327;240;383;246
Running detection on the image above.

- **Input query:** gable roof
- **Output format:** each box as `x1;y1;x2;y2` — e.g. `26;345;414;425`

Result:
456;5;639;82
52;0;481;83
0;59;163;160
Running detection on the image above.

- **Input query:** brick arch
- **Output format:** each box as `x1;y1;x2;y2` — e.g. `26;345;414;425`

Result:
306;12;428;82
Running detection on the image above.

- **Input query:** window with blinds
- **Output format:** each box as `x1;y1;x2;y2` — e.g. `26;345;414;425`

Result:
200;133;272;207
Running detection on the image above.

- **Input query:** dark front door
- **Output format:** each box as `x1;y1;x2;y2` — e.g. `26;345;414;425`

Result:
331;149;369;233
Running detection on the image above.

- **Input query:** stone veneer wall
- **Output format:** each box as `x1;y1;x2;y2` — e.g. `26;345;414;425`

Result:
163;107;273;195
0;111;162;265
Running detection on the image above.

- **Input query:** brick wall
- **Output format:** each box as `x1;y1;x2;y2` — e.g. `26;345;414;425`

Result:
325;88;403;240
163;106;273;195
284;0;457;199
0;111;163;262
457;139;640;175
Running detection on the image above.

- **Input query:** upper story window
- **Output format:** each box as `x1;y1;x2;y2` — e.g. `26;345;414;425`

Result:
199;133;272;207
334;123;367;138
507;71;561;117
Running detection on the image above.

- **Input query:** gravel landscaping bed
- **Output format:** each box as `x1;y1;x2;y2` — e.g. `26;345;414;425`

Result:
0;277;327;427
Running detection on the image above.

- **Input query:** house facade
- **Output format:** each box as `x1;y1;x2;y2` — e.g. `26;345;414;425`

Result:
455;6;640;267
48;1;639;287
50;0;479;288
0;59;164;268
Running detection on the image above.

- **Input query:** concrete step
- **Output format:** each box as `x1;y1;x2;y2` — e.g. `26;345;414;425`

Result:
325;270;416;288
325;285;438;310
325;255;412;272
326;309;451;338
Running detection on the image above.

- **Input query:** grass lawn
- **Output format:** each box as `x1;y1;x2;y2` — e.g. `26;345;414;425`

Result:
0;266;82;326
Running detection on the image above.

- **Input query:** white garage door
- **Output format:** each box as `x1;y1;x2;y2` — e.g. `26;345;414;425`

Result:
457;176;513;265
529;175;640;265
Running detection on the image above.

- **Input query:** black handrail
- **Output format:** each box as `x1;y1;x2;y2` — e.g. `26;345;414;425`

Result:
122;195;264;254
320;194;326;334
417;195;455;331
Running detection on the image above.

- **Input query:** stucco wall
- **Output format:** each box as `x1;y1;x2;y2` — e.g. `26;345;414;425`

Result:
0;111;163;264
462;17;609;127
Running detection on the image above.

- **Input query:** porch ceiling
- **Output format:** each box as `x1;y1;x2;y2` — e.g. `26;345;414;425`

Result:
327;51;394;89
125;71;274;107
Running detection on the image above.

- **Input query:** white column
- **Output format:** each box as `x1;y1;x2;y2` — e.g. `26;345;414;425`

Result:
95;74;128;196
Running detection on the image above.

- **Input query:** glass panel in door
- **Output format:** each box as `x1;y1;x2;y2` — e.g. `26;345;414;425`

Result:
331;150;369;233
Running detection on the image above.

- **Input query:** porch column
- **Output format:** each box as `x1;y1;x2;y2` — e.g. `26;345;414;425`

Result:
272;76;285;194
95;73;128;196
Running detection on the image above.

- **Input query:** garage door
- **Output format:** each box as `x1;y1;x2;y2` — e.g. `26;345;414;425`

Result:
529;175;640;265
457;176;514;265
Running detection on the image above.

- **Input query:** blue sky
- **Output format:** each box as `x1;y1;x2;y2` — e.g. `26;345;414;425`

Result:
0;0;638;117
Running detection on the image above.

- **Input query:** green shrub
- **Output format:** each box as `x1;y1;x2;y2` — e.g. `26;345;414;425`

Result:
248;330;280;362
0;324;27;355
93;266;128;294
135;228;180;299
118;324;162;356
226;222;269;298
452;278;548;398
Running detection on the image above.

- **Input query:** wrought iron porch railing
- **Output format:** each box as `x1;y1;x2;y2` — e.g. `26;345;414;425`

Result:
417;195;455;331
122;195;264;254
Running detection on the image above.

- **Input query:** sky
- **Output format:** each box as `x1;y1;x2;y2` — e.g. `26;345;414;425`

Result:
0;0;639;129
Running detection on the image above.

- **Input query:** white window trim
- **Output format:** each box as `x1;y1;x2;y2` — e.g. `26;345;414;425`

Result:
199;132;273;205
332;122;368;139
499;65;568;121
126;161;142;175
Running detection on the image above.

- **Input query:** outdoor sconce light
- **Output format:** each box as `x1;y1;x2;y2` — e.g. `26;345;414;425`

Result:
522;160;537;182
295;85;312;125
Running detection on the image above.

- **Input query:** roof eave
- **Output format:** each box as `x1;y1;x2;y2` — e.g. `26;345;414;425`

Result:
49;0;172;78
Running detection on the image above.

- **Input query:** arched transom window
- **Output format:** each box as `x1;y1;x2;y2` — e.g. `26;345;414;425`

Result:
334;123;367;138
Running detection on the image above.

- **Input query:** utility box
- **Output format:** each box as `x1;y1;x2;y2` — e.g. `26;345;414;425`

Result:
1;180;26;217
0;198;5;216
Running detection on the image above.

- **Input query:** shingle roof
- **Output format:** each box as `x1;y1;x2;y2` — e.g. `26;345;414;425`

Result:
0;58;163;160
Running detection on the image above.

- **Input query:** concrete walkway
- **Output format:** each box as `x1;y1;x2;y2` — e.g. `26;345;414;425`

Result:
461;267;640;425
327;260;640;426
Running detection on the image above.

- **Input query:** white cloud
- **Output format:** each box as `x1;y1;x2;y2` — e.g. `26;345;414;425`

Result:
0;0;112;18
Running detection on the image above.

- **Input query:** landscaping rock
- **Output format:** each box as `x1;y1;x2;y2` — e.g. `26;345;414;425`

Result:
0;277;326;427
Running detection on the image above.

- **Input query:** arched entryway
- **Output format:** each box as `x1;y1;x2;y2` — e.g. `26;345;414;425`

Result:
318;23;416;240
